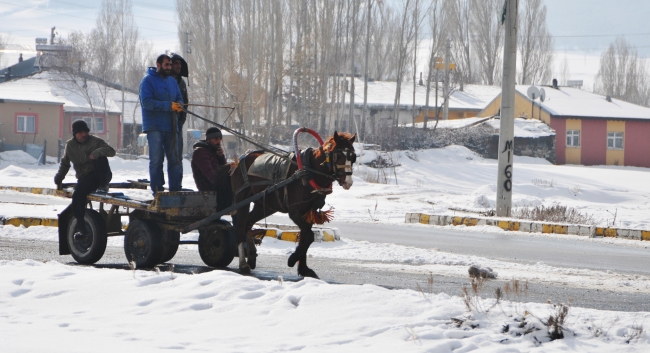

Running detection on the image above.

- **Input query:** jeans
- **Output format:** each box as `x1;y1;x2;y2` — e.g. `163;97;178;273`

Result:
72;156;112;224
147;130;183;193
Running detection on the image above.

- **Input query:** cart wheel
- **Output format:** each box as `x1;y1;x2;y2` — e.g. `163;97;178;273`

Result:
198;221;235;267
160;230;180;263
124;220;164;268
67;209;107;265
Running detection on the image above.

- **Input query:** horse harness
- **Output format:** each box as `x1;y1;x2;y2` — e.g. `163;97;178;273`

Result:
234;146;355;213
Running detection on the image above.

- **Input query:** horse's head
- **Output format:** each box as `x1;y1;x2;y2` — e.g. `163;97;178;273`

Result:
321;131;356;190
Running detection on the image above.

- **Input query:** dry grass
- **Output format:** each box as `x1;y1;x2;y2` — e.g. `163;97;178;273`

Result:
511;204;599;225
461;276;486;312
358;168;388;184
416;272;434;300
544;303;571;340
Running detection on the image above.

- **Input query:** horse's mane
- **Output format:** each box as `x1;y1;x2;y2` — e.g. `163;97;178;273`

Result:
315;132;354;158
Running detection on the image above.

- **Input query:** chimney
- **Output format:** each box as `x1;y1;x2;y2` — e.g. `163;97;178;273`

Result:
552;78;558;89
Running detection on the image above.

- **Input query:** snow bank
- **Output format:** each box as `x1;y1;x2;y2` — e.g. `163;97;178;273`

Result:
1;259;648;352
0;150;38;165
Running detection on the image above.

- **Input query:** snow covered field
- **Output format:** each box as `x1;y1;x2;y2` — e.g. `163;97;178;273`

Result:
2;146;650;351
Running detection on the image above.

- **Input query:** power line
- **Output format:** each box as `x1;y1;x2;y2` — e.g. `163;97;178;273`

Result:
48;0;176;24
0;0;176;35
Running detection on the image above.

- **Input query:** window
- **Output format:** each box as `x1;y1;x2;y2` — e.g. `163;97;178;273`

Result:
607;132;623;149
17;115;36;133
566;130;580;147
73;116;105;134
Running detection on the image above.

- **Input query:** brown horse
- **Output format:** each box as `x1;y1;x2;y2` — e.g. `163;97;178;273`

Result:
231;131;357;278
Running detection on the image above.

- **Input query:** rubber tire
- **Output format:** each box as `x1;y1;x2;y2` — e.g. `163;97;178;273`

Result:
198;221;236;267
160;230;180;263
124;220;164;268
67;209;107;265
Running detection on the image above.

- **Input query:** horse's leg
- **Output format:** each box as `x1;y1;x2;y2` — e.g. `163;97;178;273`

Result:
243;202;277;269
287;212;318;279
234;201;251;275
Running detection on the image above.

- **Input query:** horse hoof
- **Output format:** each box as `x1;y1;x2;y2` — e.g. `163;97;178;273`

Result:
287;253;298;268
298;268;319;279
247;255;257;270
240;264;251;275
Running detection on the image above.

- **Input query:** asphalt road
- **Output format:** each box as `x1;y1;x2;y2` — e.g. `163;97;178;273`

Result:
2;226;650;312
324;220;650;276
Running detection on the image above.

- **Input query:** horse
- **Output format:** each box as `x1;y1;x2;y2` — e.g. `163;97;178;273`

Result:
230;131;357;278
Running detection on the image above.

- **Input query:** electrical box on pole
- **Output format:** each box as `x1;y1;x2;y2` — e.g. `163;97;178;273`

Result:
496;0;518;217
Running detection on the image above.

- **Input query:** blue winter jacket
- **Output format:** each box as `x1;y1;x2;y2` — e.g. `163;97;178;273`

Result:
139;67;184;132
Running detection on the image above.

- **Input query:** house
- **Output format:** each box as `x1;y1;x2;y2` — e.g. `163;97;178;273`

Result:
0;70;142;158
330;78;501;132
478;84;650;168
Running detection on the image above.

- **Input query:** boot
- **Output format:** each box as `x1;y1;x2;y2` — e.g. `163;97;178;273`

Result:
95;183;110;193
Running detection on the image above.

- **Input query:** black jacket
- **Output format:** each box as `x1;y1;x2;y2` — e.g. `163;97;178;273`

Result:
175;76;188;125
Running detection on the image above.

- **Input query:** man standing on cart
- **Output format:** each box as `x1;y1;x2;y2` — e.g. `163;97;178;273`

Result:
54;120;115;238
139;53;185;194
191;127;234;212
170;53;189;159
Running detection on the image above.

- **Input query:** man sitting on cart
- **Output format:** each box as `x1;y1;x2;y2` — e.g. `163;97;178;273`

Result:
191;127;234;212
54;120;116;238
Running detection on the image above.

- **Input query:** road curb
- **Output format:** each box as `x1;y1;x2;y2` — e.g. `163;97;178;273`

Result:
256;223;340;242
405;213;650;241
1;217;59;228
0;217;341;243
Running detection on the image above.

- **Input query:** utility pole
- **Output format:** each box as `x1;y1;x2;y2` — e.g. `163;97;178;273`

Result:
496;0;519;217
443;38;450;120
362;0;372;141
348;0;359;135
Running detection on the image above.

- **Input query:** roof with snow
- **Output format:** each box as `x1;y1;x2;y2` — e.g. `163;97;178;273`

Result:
513;85;650;120
339;78;502;111
0;70;142;124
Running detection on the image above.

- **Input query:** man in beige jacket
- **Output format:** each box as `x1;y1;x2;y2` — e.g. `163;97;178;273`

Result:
54;120;115;237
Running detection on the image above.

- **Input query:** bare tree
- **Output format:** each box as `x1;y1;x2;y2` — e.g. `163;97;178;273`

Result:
471;0;503;85
422;0;447;129
559;52;570;85
0;33;11;67
391;0;418;128
445;0;474;85
596;37;650;107
518;0;553;85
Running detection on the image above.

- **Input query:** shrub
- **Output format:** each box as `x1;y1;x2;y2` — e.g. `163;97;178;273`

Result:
511;204;599;225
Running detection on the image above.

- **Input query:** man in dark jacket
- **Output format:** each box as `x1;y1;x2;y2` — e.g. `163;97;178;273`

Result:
191;127;234;211
139;53;184;194
54;120;115;237
171;53;188;162
170;53;188;127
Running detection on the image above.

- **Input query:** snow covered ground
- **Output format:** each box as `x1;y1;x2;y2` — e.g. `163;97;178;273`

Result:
2;147;650;351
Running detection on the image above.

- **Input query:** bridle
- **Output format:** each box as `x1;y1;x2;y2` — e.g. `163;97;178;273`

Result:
327;147;356;185
293;127;356;194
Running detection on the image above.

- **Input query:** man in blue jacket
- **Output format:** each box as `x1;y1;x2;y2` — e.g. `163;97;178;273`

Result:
139;54;185;194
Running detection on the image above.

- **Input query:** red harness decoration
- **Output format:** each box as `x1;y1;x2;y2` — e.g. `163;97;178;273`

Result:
293;127;332;194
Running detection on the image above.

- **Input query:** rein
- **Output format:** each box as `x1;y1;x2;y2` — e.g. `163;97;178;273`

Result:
183;109;337;181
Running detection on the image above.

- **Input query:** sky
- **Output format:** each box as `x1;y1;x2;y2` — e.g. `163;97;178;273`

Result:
2;139;650;351
0;0;649;89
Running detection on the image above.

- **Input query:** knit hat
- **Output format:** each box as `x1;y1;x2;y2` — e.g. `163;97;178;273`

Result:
206;127;222;140
72;120;90;135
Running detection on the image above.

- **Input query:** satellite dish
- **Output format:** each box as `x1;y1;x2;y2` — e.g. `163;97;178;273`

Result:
527;86;540;100
539;88;546;102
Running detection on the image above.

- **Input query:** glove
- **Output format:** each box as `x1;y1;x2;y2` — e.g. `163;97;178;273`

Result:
171;102;183;113
54;175;63;186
